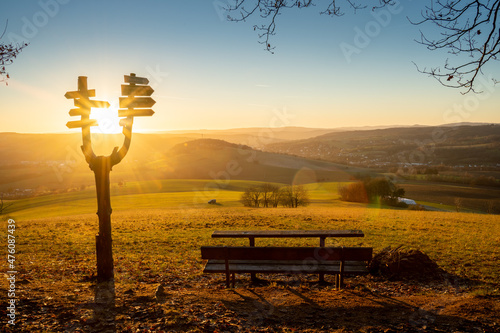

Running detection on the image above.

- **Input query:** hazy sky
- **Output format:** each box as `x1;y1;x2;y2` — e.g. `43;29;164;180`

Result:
1;0;499;133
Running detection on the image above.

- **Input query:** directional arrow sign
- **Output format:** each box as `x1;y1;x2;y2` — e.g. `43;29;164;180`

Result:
66;119;98;129
74;99;111;109
119;97;155;109
118;109;155;117
65;89;96;99
119;118;133;127
69;108;91;117
121;85;154;96
124;75;149;85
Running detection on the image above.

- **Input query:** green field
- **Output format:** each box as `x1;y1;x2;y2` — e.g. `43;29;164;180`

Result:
401;181;500;213
5;179;348;220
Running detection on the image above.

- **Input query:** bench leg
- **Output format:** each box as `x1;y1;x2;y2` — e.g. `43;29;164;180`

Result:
249;238;258;283
224;257;230;288
339;260;344;289
319;273;325;283
335;274;345;290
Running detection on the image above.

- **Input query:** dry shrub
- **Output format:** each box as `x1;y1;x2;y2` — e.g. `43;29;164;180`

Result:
338;182;369;203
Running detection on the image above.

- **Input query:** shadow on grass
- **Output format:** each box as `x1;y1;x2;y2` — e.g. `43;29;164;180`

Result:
222;286;495;332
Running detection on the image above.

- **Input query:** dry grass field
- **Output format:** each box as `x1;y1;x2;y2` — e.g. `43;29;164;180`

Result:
1;200;499;332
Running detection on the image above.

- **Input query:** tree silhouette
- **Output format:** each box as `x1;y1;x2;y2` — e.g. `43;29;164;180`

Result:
0;21;28;85
224;0;499;93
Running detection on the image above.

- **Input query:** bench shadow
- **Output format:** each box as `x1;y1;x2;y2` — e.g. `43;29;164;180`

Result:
285;288;321;307
222;287;493;331
237;274;336;289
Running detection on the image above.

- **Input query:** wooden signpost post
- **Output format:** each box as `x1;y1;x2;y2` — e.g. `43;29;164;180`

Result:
66;73;155;282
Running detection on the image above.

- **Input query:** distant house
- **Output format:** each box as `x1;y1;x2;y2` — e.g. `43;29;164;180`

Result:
399;198;417;205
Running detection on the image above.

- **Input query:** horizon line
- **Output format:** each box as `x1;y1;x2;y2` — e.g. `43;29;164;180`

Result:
0;121;497;135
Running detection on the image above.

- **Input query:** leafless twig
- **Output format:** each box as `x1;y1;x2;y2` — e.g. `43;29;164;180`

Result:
224;0;394;52
410;0;500;93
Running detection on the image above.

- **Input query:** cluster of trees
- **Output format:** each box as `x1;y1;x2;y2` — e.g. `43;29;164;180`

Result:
338;177;406;207
241;183;310;208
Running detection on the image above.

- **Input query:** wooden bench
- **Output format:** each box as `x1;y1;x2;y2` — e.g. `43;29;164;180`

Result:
201;246;372;288
210;229;366;283
211;230;365;247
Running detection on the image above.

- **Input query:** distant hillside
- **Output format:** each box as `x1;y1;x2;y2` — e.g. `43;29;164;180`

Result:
158;127;340;148
2;124;499;193
0;128;333;164
0;132;195;164
169;138;252;154
158;126;432;148
0;133;368;193
150;138;359;184
263;125;500;168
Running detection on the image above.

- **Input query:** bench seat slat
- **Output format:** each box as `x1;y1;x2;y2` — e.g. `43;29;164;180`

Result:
201;246;372;261
212;230;364;238
203;261;369;274
206;259;368;266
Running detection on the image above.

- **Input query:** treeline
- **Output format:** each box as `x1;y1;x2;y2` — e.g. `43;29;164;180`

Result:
241;183;310;208
339;177;406;207
401;173;500;188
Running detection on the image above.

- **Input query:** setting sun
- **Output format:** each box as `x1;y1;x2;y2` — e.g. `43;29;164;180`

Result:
90;105;122;134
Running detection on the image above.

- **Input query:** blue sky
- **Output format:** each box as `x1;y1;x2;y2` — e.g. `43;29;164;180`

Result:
1;0;499;133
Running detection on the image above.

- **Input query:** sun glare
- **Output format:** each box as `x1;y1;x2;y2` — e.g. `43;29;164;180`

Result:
90;106;122;134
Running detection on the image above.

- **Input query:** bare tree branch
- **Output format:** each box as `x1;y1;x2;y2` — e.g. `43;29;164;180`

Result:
0;20;28;85
225;1;394;52
224;0;499;93
410;0;500;93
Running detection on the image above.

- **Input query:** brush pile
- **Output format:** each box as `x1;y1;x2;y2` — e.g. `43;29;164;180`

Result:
369;246;446;282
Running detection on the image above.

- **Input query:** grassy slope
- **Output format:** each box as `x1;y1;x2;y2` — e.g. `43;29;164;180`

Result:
5;180;366;220
2;179;499;290
5;179;258;220
2;206;499;290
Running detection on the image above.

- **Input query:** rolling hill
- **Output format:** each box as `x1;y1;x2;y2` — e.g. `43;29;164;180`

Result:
143;138;359;184
263;124;500;168
0;134;367;194
1;124;499;195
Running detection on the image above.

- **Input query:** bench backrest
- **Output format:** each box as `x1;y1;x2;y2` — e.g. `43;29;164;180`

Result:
201;246;372;262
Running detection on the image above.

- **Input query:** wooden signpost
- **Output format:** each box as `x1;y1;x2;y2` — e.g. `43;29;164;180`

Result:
66;119;98;128
121;85;154;96
66;73;155;282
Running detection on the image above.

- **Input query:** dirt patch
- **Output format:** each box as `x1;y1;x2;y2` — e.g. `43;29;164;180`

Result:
369;246;447;282
2;275;499;332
